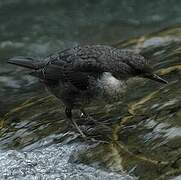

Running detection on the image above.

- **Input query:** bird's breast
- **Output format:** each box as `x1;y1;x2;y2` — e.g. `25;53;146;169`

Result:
45;72;127;108
95;72;126;101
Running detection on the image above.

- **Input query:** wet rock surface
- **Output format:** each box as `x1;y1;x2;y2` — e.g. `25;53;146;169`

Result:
0;25;181;179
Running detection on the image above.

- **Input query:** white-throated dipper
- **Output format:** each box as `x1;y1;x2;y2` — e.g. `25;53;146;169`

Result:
8;45;168;138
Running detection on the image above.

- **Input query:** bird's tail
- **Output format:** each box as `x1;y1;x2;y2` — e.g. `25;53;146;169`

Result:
8;57;45;70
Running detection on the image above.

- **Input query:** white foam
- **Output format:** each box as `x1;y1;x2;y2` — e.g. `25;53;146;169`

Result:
0;142;134;180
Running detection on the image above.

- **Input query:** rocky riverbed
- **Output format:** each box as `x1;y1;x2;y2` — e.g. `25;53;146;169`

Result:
0;25;181;179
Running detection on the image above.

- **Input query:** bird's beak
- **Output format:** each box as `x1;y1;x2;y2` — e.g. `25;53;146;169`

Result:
146;73;168;84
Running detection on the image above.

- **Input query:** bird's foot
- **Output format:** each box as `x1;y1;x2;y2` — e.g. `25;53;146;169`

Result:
80;109;102;126
69;122;109;144
82;115;101;126
78;131;109;144
80;112;86;118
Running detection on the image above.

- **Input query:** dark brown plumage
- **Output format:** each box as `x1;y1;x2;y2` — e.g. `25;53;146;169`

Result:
8;45;167;138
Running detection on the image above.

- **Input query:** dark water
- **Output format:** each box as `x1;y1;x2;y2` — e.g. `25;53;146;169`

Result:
0;0;181;179
1;0;181;50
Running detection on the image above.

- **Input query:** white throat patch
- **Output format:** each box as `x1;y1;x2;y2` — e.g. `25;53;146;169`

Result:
98;72;126;96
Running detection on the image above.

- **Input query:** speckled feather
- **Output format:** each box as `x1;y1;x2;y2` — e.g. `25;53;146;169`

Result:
29;45;150;108
9;45;152;109
37;45;150;81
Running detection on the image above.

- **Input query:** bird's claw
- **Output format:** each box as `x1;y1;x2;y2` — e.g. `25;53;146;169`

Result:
78;133;109;144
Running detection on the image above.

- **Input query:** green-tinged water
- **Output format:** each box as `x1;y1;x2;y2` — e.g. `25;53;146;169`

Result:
0;1;181;179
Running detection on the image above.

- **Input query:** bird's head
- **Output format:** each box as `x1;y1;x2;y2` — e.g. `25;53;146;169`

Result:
137;65;168;84
141;72;168;84
125;54;168;84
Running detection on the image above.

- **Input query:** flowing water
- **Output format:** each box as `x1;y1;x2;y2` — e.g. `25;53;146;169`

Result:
0;0;181;179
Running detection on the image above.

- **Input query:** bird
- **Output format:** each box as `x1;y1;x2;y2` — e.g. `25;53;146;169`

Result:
8;45;168;138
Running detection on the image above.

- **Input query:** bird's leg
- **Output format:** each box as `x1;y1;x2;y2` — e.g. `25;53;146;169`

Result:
80;108;94;125
65;108;87;139
79;108;109;143
80;108;100;125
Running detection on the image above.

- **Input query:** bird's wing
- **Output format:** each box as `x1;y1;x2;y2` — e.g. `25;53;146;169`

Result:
42;55;131;90
30;61;99;91
63;71;97;90
33;52;104;90
37;46;136;90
